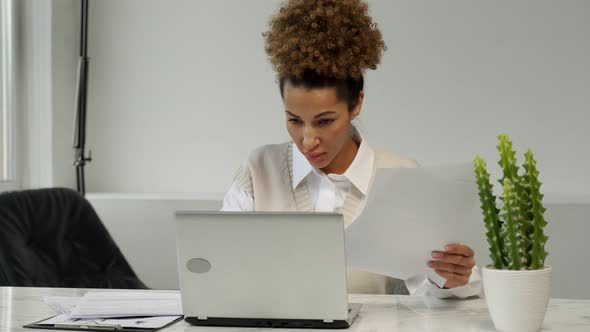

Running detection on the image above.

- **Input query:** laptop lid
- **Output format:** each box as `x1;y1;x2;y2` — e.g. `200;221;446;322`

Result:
175;211;350;323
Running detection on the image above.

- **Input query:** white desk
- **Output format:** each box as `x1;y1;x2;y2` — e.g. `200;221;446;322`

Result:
1;287;589;331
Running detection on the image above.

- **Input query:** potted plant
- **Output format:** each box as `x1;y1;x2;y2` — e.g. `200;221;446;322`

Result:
474;134;551;332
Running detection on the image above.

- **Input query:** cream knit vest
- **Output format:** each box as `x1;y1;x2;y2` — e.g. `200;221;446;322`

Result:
233;142;418;294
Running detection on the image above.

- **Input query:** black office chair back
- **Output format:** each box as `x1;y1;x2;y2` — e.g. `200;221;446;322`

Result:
0;187;146;289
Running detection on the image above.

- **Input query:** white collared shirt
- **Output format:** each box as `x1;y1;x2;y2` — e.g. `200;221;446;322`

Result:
222;136;481;298
291;136;373;216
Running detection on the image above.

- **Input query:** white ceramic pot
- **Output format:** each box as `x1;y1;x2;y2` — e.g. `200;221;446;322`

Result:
482;265;552;332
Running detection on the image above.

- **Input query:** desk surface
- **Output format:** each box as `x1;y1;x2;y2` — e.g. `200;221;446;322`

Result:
1;287;589;331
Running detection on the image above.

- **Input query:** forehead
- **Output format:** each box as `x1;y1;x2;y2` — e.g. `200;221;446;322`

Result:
283;82;347;116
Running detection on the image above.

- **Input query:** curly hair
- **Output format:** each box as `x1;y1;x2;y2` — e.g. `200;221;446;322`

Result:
263;0;386;81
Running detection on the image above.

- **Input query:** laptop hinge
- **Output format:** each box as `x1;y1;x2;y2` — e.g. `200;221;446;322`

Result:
323;319;334;323
197;316;208;321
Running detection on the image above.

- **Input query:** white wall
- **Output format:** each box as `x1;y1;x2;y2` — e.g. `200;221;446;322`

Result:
50;0;78;189
82;0;590;204
85;0;283;196
15;0;78;189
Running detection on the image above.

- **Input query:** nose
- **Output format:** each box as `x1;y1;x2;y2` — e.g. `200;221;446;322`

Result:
302;126;319;151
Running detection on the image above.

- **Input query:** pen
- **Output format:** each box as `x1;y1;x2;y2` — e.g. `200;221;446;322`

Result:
54;323;123;330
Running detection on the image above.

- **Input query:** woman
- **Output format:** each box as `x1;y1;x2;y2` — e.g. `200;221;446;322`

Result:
223;0;480;297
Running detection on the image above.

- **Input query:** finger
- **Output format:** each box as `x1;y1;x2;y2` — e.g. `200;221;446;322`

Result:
431;252;476;268
428;260;472;276
443;244;475;257
434;269;469;288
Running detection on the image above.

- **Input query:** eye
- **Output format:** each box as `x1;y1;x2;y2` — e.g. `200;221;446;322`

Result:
288;118;302;125
317;119;335;126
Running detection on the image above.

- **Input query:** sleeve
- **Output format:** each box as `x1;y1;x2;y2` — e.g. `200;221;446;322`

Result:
221;163;255;212
404;266;482;299
222;182;255;211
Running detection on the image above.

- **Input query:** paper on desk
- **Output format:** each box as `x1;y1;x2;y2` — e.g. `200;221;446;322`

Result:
345;162;480;282
38;313;181;329
47;291;182;319
44;296;79;315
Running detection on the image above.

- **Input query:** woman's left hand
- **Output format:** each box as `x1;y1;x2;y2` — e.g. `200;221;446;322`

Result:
428;244;476;288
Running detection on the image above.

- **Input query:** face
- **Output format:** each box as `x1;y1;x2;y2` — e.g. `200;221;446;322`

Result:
283;80;364;174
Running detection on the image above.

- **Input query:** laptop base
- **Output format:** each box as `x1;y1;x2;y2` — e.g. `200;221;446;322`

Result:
185;303;362;329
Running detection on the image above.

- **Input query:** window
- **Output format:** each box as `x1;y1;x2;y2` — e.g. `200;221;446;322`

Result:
0;0;16;190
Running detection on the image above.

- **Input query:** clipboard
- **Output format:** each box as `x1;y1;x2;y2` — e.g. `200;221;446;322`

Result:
23;314;184;332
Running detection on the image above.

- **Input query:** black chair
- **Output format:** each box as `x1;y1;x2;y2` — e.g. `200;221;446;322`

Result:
0;187;146;289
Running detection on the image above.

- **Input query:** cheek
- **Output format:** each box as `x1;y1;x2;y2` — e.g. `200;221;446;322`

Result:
324;121;350;151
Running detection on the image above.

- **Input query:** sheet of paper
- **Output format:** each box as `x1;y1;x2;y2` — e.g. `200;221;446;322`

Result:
44;296;80;315
345;162;480;281
69;291;182;319
38;313;182;329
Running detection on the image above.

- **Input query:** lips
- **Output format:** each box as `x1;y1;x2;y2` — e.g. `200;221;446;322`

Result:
305;152;326;163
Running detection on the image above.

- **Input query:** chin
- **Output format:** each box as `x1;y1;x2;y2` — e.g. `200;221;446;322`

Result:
313;159;332;170
312;162;328;169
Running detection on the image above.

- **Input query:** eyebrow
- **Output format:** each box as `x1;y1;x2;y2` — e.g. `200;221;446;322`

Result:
285;111;337;119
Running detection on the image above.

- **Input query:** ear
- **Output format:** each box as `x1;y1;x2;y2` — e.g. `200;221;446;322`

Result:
350;91;364;120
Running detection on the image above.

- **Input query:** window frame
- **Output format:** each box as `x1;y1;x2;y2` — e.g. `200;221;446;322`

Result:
0;0;19;192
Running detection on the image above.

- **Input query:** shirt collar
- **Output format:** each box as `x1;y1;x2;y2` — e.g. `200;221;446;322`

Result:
291;128;374;196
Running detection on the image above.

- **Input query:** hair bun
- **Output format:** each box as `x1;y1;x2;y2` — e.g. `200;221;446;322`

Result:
263;0;386;80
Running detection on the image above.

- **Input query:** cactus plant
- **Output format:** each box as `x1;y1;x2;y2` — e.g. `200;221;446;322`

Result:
474;134;549;270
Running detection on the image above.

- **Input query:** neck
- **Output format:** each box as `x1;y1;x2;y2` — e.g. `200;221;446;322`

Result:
321;137;359;175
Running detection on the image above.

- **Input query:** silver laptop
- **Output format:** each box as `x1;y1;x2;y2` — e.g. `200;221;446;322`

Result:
174;211;361;329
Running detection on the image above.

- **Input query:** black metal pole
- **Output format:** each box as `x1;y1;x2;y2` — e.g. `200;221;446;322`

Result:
80;0;88;58
73;0;91;195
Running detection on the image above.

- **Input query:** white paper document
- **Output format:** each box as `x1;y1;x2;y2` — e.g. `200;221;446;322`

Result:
44;296;79;315
345;162;480;281
69;291;182;319
43;291;182;319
